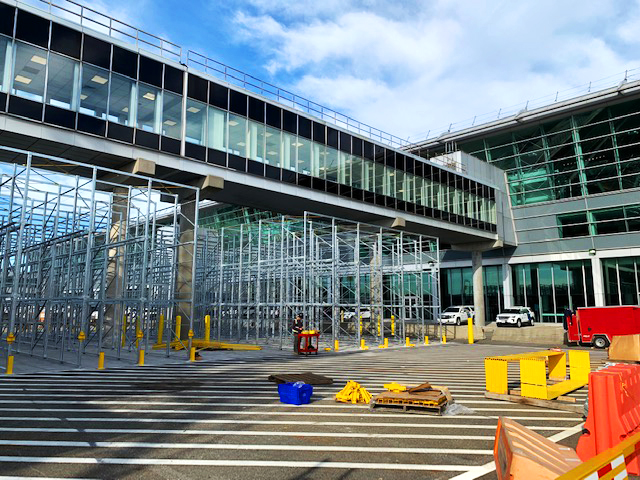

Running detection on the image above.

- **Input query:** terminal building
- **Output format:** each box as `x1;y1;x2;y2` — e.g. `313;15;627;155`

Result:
0;0;637;356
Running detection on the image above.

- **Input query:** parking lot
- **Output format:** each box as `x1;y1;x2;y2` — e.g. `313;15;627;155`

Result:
0;343;606;479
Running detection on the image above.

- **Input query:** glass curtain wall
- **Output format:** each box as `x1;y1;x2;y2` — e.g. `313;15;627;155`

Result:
440;265;503;322
459;98;640;206
511;260;595;322
602;256;640;306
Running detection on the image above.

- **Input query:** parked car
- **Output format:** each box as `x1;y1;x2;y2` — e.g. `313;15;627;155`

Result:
496;307;535;327
343;308;371;320
439;306;475;326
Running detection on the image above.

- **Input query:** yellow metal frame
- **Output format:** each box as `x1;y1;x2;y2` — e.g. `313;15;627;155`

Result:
556;430;640;480
485;349;590;400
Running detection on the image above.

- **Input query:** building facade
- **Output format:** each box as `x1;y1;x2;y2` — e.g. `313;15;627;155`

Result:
410;83;640;322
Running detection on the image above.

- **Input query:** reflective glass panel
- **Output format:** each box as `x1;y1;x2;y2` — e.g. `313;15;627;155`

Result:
351;156;363;189
208;106;227;152
325;146;338;182
108;73;135;126
0;36;9;93
248;119;264;162
137;83;161;133
228;114;247;157
12;41;47;102
46;52;79;110
374;163;385;195
297;136;311;175
162;91;182;139
265;125;281;166
185;98;206;145
80;64;109;119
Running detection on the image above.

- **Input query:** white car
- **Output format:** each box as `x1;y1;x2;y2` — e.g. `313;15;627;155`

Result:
496;307;535;327
439;306;475;326
343;308;371;320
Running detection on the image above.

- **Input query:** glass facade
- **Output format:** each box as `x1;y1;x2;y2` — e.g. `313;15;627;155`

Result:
0;5;497;232
448;100;640;207
557;203;640;238
511;260;595;322
602;256;640;306
440;265;503;322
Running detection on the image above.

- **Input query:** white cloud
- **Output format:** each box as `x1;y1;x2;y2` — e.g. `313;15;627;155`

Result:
230;0;640;141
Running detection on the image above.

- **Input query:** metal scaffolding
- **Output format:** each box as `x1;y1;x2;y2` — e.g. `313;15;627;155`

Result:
194;213;440;349
0;146;200;367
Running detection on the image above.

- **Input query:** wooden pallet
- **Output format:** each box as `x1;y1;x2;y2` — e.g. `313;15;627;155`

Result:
370;388;449;415
370;399;447;415
268;372;334;385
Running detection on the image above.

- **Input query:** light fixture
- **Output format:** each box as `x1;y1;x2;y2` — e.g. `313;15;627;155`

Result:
164;120;177;126
388;172;395;176
237;142;245;147
588;248;596;256
30;55;47;65
142;92;156;101
80;94;88;100
267;150;277;155
14;75;32;85
187;106;200;113
291;142;303;147
122;107;129;112
91;75;108;85
228;120;238;126
264;132;273;137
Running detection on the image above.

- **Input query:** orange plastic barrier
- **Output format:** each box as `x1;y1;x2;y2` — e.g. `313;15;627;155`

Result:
577;363;640;474
494;417;581;480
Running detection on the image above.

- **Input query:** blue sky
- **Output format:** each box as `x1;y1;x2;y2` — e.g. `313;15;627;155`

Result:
78;0;640;142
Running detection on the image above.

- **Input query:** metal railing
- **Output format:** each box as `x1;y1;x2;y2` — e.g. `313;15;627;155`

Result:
412;67;640;145
19;0;181;62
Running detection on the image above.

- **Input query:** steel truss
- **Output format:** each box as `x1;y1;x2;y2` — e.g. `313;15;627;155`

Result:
194;213;440;348
0;146;200;366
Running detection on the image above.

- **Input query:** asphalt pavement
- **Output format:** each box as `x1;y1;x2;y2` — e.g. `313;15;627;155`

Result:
0;343;607;479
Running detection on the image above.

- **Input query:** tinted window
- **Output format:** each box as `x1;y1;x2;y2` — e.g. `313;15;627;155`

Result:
187;73;208;102
209;82;228;109
111;45;137;79
82;35;111;69
312;122;325;143
339;132;351;153
0;4;14;36
50;23;81;59
139;55;163;88
164;65;183;94
248;96;264;122
16;10;49;48
282;110;297;134
229;90;247;116
298;116;311;140
266;103;281;128
327;127;338;148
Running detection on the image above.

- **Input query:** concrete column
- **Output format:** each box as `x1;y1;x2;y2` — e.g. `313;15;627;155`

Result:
502;260;513;309
104;187;129;336
472;250;485;327
591;256;605;307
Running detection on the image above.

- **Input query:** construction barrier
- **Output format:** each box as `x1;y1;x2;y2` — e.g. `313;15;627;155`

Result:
558;430;640;480
494;417;581;480
335;381;372;404
485;349;590;400
577;363;640;474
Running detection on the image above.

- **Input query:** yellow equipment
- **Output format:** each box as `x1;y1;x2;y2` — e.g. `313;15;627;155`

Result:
335;381;372;404
383;382;407;393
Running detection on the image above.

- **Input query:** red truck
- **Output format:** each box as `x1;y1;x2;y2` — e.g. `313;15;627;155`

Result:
568;306;640;348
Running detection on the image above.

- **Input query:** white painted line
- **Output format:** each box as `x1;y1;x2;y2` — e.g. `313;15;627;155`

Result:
0;476;98;480
0;416;572;431
0;456;481;472
0;427;493;440
0;439;493;455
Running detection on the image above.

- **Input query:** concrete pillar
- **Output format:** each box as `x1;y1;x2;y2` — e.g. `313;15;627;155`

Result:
104;187;129;337
591;256;605;307
472;250;485;327
176;200;197;341
502;261;513;309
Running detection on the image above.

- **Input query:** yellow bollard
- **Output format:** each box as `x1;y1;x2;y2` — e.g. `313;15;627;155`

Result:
384;337;388;348
204;315;211;343
6;355;13;375
405;336;410;347
443;334;447;344
424;336;429;345
138;349;145;366
467;316;474;344
174;316;182;342
157;314;164;345
98;352;105;370
189;346;196;362
359;315;363;334
121;315;127;347
377;315;381;336
360;338;366;350
391;315;395;336
334;339;339;352
136;318;141;348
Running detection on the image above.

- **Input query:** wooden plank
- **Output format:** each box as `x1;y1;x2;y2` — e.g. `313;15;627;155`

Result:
509;389;577;403
484;391;584;413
